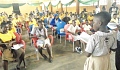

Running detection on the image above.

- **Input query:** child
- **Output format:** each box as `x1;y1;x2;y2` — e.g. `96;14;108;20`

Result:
110;13;118;24
67;20;82;53
84;11;117;70
30;21;52;63
82;20;92;31
0;24;25;70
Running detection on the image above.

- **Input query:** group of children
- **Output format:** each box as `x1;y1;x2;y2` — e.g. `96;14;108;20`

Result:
0;7;120;70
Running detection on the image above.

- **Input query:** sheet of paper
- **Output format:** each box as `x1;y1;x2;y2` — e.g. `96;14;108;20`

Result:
79;32;91;43
107;22;118;29
60;28;65;33
11;44;24;50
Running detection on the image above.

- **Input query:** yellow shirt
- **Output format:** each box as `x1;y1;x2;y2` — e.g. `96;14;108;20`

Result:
69;19;80;25
44;16;48;19
87;16;93;21
9;27;16;33
59;14;64;20
29;19;38;27
111;18;118;23
0;32;16;42
12;18;21;27
0;16;3;24
41;16;45;21
76;19;80;25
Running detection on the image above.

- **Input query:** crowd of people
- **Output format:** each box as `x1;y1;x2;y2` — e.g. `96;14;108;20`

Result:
0;2;120;70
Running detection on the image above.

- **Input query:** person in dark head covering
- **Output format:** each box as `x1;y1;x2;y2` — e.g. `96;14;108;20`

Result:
50;14;61;26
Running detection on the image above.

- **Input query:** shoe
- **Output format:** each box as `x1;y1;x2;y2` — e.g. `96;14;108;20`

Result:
79;51;83;54
78;47;81;51
42;54;48;60
16;65;20;70
75;47;79;52
78;47;83;54
58;35;60;39
49;58;52;63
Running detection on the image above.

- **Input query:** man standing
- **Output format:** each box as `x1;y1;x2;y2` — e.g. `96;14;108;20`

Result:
109;2;118;17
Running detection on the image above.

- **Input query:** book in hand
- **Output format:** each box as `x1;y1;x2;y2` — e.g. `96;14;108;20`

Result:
79;32;91;43
11;44;24;50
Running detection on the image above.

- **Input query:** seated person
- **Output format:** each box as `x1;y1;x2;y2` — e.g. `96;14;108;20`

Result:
29;17;38;32
50;14;61;36
50;14;61;27
30;21;52;63
47;13;53;28
110;13;118;24
1;18;7;29
67;20;82;53
59;13;64;20
87;12;93;24
69;15;80;26
12;14;21;27
7;21;16;33
0;24;25;70
82;20;92;31
62;13;70;24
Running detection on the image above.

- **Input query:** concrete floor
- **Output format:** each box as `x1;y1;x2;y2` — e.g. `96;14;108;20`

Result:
0;51;116;70
0;30;117;70
33;52;116;70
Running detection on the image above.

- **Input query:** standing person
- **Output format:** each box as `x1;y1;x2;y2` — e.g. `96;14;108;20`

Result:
102;6;106;11
84;11;117;70
82;8;88;20
109;2;118;18
95;5;100;14
67;20;82;53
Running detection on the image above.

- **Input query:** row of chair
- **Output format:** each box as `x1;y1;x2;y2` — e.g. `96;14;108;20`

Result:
51;21;86;52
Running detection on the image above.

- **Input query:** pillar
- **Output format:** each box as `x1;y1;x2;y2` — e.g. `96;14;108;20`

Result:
60;2;63;12
50;4;53;12
57;5;58;11
98;0;99;6
107;0;113;11
66;6;67;12
39;6;42;11
76;0;79;15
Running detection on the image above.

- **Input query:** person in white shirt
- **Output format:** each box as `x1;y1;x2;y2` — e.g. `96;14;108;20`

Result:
82;20;92;31
95;5;100;14
110;13;118;24
30;21;52;63
84;11;117;70
109;2;118;18
67;20;82;53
